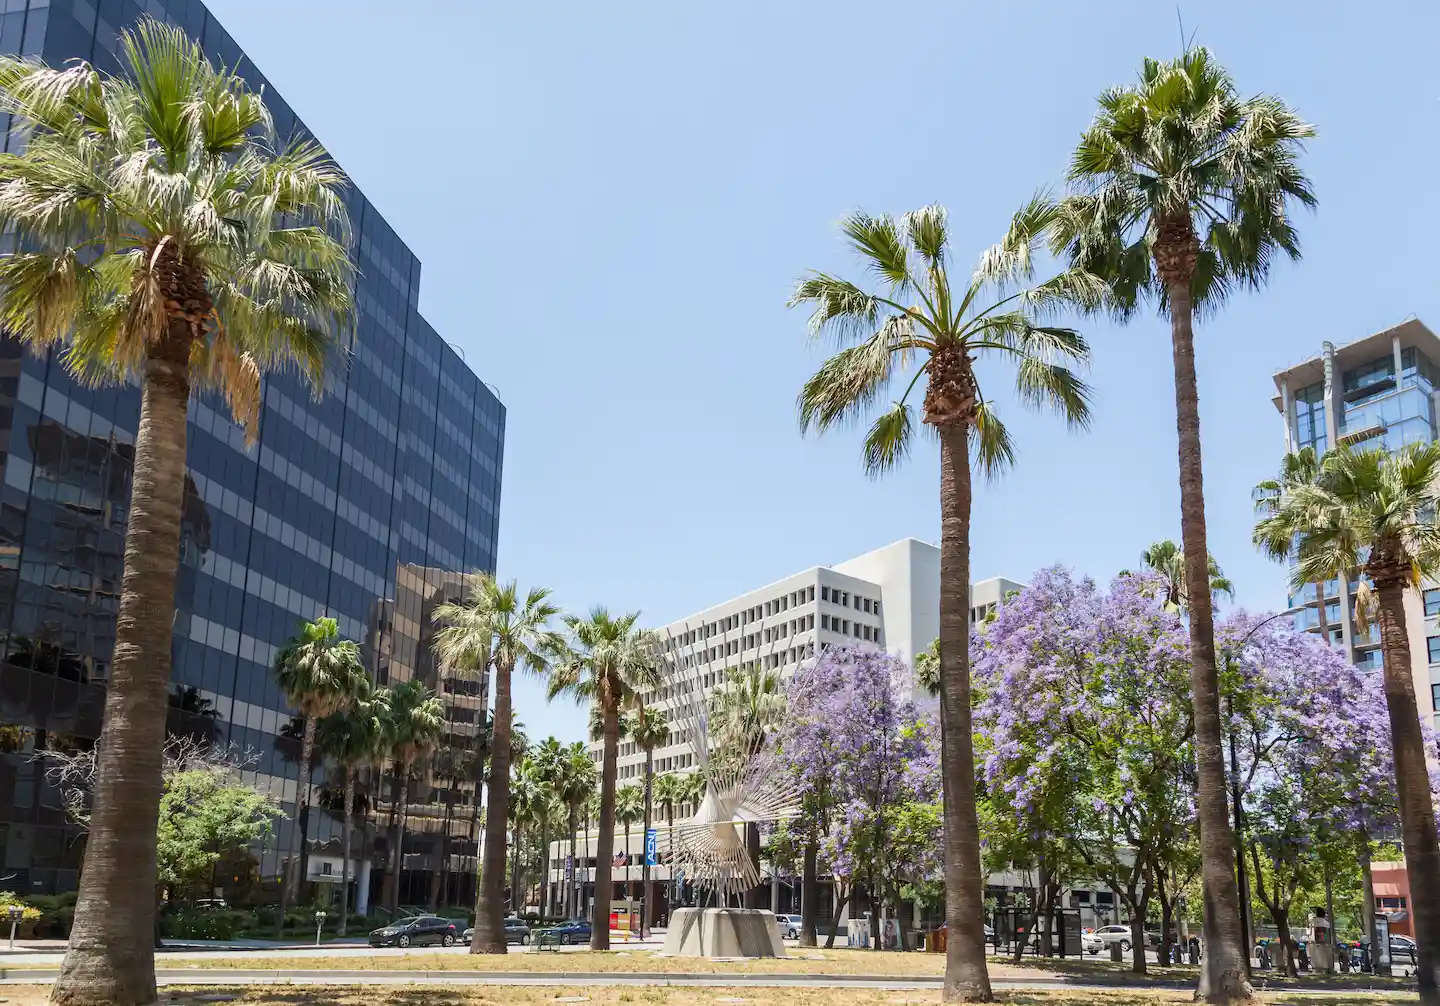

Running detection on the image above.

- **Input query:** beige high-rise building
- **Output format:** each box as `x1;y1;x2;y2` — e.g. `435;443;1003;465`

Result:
1271;318;1440;726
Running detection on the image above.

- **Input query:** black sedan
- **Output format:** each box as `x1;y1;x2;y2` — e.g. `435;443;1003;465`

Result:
461;919;532;945
369;915;459;948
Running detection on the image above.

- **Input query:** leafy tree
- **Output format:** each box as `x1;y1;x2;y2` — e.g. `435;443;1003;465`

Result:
379;679;445;914
1253;443;1440;998
272;617;367;930
781;647;930;951
157;769;279;902
1052;48;1315;1003
626;705;669;934
433;577;561;954
791;200;1095;1002
315;681;390;936
550;609;661;948
0;19;355;1000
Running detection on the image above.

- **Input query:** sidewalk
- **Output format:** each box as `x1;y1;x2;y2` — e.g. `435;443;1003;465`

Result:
0;936;372;956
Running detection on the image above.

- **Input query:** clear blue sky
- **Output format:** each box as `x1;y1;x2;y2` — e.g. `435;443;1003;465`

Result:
209;0;1439;746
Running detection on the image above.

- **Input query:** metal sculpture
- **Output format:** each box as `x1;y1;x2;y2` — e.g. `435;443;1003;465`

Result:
656;629;800;903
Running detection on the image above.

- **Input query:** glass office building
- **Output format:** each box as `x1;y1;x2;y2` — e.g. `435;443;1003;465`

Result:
0;0;505;905
1272;320;1438;711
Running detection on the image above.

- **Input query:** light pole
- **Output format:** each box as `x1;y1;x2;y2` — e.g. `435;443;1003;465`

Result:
1223;604;1304;970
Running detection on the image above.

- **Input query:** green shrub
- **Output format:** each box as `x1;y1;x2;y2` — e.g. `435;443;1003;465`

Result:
21;892;76;938
158;908;247;940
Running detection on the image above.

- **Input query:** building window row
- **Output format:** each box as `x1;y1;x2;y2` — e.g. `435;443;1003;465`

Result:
821;584;880;615
970;602;998;624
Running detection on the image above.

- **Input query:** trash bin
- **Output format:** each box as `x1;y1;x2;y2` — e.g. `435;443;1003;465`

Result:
1110;940;1124;962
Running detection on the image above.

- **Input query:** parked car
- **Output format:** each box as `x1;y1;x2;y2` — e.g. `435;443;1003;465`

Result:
774;914;802;940
1092;924;1135;952
1081;930;1106;955
368;915;459;948
1389;934;1418;965
461;918;532;946
534;919;593;945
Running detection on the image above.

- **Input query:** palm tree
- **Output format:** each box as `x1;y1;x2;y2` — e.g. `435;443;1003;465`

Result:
556;741;598;919
315;681;390;937
433;577;561;954
681;770;707;820
708;665;785;908
272;617;367;931
379;679;445;914
791;200;1094;1000
655;771;683;828
0;20;355;998
627;705;669;935
508;765;542;919
615;783;645;908
550;609;662;949
1253;447;1332;644
1254;443;1440;1001
1131;540;1236;612
527;738;566;920
1051;49;1315;1003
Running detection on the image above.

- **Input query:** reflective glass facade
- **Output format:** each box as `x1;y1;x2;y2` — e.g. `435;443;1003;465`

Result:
0;0;505;902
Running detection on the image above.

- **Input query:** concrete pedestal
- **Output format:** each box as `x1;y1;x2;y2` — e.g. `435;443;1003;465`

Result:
661;908;786;958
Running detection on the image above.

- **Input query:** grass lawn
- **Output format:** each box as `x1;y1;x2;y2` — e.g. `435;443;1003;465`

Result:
162;948;1414;992
0;987;1417;1006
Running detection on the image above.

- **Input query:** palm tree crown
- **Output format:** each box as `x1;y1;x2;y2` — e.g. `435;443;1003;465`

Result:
1131;539;1235;612
627;706;669;754
1051;46;1315;316
551;608;662;711
709;665;784;762
793;200;1097;473
433;577;564;683
0;17;353;427
274;617;367;720
1254;444;1440;593
383;679;446;771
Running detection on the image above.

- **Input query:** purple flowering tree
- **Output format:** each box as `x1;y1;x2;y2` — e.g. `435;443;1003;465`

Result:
1219;612;1433;973
973;568;1196;974
779;646;931;950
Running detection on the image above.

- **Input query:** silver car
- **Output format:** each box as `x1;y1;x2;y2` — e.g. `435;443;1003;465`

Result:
774;914;801;939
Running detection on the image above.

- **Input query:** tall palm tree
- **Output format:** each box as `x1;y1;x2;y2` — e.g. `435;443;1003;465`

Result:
434;577;562;954
615;783;645;907
681;770;707;820
379;679;445;914
508;765;542;918
1132;540;1236;612
627;705;669;935
1051;49;1315;1004
315;680;390;937
0;20;355;1001
526;739;566;921
1254;443;1440;1002
273;617;367;931
556;741;598;919
792;201;1094;1001
550;609;662;949
655;771;682;828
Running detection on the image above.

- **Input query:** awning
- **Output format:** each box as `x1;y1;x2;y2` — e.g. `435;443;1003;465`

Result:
1373;882;1403;898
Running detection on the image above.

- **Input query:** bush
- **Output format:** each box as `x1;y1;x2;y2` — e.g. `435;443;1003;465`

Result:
20;892;75;938
159;908;247;941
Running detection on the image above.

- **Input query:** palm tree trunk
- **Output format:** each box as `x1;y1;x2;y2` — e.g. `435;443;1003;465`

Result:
511;820;523;918
642;749;654;936
51;344;192;1006
591;702;620;950
568;813;578;919
278;714;316;935
389;767;410;915
1375;578;1440;1002
1163;266;1252;1005
1359;821;1380;974
800;833;819;947
339;767;355;937
474;663;515;954
936;425;991;1002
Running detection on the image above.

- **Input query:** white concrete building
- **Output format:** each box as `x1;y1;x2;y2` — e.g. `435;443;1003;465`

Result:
593;537;1021;798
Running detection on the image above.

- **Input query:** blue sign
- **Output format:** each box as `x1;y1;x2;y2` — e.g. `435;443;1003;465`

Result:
645;829;658;866
564;854;574;881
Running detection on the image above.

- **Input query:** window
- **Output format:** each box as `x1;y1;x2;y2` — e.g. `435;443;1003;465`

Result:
842;591;849;606
807;586;815;602
1430;636;1440;665
821;586;830;602
1433;683;1440;712
1427;589;1440;617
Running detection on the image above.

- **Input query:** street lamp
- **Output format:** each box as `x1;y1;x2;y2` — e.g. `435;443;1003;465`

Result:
6;904;23;950
1222;604;1305;969
314;910;327;947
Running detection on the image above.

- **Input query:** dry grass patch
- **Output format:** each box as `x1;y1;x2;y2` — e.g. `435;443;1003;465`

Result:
0;987;1414;1006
